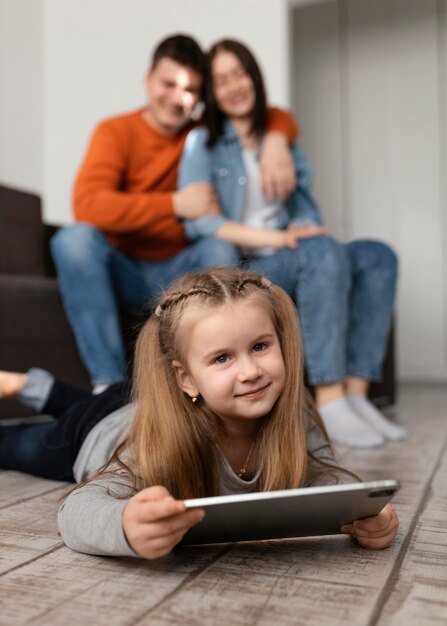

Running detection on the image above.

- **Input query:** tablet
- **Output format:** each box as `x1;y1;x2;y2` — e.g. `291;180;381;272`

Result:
181;479;400;545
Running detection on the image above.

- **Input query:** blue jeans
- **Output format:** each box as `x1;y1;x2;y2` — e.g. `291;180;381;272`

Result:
247;237;397;385
51;224;239;385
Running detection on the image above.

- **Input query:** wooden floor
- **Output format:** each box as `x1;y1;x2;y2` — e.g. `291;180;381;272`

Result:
0;384;446;626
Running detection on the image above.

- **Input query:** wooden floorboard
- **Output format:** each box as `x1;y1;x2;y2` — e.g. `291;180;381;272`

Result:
0;471;67;509
0;483;70;575
0;384;446;625
377;423;447;625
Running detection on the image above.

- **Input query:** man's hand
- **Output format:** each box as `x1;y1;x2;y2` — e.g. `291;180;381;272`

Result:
122;486;205;560
341;503;399;550
173;183;221;219
260;132;296;202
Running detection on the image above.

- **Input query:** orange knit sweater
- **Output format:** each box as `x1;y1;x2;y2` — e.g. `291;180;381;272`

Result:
73;108;298;260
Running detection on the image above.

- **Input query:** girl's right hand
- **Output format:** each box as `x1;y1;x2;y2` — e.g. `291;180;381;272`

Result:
122;486;205;560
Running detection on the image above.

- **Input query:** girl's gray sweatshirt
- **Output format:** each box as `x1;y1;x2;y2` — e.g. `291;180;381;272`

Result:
58;406;351;558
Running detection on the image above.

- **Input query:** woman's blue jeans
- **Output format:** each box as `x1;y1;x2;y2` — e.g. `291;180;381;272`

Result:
51;224;240;385
247;236;397;386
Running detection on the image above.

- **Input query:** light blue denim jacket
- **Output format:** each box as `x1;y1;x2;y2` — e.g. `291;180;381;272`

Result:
178;119;323;241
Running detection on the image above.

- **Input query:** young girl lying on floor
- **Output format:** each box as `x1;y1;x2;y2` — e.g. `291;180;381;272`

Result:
0;268;399;559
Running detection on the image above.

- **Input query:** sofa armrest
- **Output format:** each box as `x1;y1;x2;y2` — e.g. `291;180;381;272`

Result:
0;185;48;275
368;323;396;406
43;223;59;277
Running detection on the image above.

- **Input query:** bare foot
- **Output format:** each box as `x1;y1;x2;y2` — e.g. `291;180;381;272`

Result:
0;371;27;397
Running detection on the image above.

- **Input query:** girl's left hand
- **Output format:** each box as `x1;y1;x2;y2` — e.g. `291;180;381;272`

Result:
340;503;399;550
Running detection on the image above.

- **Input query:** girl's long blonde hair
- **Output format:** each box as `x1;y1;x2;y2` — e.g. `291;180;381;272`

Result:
92;267;340;499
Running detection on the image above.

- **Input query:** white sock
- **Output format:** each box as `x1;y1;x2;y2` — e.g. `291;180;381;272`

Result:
92;383;110;395
319;397;385;448
348;395;408;441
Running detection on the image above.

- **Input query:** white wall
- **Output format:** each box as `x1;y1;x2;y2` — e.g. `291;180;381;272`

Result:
0;0;43;193
0;0;290;223
292;0;447;382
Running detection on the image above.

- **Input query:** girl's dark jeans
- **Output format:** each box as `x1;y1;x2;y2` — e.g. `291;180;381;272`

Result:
0;380;130;481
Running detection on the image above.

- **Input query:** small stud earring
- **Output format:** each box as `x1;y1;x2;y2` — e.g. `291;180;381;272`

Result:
191;396;198;403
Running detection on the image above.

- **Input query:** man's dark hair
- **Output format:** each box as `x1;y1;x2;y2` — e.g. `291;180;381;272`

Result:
205;39;268;148
150;34;205;77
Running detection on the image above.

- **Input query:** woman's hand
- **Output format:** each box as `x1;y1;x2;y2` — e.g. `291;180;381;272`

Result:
216;221;327;250
287;224;328;240
259;132;296;202
276;225;327;249
122;486;205;560
341;503;399;550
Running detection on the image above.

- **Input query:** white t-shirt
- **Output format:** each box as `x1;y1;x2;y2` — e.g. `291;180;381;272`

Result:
241;148;281;257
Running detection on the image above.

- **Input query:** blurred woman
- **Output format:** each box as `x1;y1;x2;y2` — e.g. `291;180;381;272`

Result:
178;39;406;448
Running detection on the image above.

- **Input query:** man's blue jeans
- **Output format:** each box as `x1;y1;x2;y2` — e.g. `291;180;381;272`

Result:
248;236;397;385
51;224;239;385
